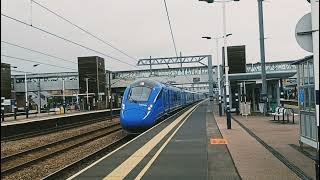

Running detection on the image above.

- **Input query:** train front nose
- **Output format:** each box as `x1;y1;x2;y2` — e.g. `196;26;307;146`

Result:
121;109;149;131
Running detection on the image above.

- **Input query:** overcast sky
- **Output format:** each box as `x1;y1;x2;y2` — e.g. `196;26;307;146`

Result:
1;0;312;74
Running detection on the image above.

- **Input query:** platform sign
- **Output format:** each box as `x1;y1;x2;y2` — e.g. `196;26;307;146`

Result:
210;138;228;145
222;45;246;74
299;89;304;105
295;13;313;53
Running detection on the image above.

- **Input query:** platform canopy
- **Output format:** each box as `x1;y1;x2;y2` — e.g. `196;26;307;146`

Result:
226;70;296;81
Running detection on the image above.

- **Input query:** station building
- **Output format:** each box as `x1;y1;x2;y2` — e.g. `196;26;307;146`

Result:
8;58;298;114
1;63;11;99
10;65;216;110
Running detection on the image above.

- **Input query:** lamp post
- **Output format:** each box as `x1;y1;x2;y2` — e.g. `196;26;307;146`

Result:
221;0;232;129
62;77;66;114
199;0;239;129
31;64;41;114
25;72;29;118
202;33;232;116
257;0;268;115
109;71;113;120
85;78;90;111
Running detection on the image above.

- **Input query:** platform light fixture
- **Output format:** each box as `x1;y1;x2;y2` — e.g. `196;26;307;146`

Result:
199;0;239;3
201;33;233;117
198;0;239;129
199;0;214;3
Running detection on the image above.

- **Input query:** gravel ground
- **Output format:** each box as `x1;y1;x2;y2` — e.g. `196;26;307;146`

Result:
1;118;120;157
1;124;121;173
2;130;127;180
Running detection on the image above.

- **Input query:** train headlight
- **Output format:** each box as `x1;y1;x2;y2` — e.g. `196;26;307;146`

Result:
147;104;153;111
122;104;125;110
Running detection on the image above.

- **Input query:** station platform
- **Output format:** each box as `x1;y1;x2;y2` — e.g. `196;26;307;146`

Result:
1;108;120;126
1;108;120;140
221;114;317;180
68;101;240;180
67;100;318;180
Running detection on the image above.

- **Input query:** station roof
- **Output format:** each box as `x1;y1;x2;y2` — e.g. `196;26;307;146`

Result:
226;70;296;81
291;55;313;65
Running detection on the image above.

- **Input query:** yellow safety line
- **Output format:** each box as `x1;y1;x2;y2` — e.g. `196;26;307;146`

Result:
67;102;199;180
103;102;202;180
134;105;198;180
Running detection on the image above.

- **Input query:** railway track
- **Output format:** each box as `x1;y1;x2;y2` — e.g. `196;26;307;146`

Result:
1;122;122;177
1;114;120;142
42;103;197;179
42;135;133;180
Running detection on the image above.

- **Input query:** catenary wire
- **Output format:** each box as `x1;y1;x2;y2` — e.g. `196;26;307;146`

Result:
1;13;140;69
1;41;77;65
1;54;77;71
163;0;179;58
31;0;139;63
162;0;192;85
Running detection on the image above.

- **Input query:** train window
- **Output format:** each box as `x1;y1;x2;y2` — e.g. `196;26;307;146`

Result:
156;89;163;100
129;86;152;102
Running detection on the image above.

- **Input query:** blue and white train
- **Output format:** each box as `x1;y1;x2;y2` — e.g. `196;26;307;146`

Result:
120;79;205;132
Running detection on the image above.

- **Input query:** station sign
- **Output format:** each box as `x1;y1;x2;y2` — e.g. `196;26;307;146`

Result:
299;89;304;105
295;13;313;52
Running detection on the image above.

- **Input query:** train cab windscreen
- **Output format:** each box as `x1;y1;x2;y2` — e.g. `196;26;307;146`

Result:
128;86;152;102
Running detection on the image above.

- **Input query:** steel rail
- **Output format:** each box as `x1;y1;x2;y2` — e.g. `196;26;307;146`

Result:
1;124;122;176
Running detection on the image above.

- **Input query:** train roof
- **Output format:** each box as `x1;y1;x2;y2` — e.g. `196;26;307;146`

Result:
130;79;162;88
129;79;204;94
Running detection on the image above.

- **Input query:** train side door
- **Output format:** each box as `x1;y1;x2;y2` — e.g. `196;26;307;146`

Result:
168;90;171;112
157;89;164;116
163;90;167;112
163;89;168;113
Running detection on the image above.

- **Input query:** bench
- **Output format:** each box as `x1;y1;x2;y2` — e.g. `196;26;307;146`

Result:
270;107;284;121
270;107;298;124
283;108;299;124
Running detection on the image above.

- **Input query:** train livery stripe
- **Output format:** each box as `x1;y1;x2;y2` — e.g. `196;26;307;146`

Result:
103;101;201;179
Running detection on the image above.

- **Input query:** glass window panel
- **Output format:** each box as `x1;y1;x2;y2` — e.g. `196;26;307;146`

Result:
310;86;315;112
304;62;309;85
310;115;316;140
299;88;304;110
299;65;303;85
309;61;314;84
128;86;152;102
304;87;309;111
300;114;305;136
305;114;311;137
